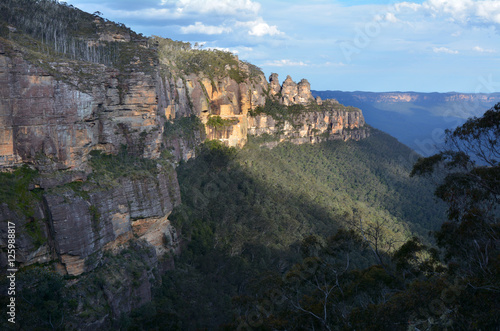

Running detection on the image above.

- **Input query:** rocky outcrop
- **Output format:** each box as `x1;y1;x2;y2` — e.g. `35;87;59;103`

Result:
270;74;315;106
0;44;94;170
44;170;180;276
269;73;281;96
0;32;370;275
157;59;269;157
0;40;163;171
0;165;180;276
248;102;368;145
243;74;367;145
0;11;372;327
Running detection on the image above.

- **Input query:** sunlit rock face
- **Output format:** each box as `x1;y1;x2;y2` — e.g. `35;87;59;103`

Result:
0;31;369;277
248;106;368;145
0;42;162;172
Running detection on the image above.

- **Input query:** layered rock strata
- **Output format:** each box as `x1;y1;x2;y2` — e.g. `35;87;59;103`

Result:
0;4;368;327
0;37;368;275
45;171;180;275
0;42;163;171
248;104;368;145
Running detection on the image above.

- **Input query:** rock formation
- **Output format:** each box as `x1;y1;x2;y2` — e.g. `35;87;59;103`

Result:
248;102;368;146
0;42;162;172
269;72;281;96
0;2;370;325
0;34;368;269
269;73;315;106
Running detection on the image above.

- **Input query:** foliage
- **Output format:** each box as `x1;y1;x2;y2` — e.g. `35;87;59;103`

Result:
206;115;238;129
0;165;46;247
88;145;172;183
0;165;41;218
164;114;204;139
411;103;500;274
0;0;155;75
309;105;500;331
152;36;262;83
241;60;264;81
359;102;500;330
0;267;68;330
249;97;306;122
124;131;445;329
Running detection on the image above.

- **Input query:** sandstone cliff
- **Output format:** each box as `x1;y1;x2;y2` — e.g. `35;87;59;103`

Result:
247;74;367;146
0;40;163;171
0;1;369;326
0;32;368;272
248;102;368;146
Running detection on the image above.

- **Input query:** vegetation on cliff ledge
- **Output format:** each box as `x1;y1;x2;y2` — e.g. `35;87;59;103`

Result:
152;35;263;83
0;0;157;81
206;115;239;129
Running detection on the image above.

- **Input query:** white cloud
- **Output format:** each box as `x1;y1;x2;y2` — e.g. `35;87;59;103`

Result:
385;13;400;23
98;8;178;20
242;19;283;37
235;19;283;37
433;46;459;54
206;46;238;54
161;0;260;16
263;59;308;67
180;22;232;35
239;46;254;52
395;2;421;11
375;11;401;23
395;0;500;26
473;46;496;53
159;1;283;38
324;61;347;67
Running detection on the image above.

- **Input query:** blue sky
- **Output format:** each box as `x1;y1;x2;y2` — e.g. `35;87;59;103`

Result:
59;0;500;93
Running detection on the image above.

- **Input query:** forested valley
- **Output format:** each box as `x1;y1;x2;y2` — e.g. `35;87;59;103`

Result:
125;109;499;330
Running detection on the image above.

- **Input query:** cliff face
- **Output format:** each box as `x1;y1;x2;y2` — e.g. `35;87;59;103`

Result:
0;41;163;172
44;171;180;276
0;44;95;170
0;36;368;271
0;38;368;170
248;104;368;145
0;3;369;325
0;35;182;276
247;74;368;146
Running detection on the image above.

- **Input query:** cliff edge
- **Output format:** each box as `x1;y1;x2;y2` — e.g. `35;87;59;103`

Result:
0;0;368;326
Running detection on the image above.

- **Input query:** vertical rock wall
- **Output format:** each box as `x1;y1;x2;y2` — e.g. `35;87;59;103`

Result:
0;32;369;289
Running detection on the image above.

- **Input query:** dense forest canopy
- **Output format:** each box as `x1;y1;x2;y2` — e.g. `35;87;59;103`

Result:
121;130;451;330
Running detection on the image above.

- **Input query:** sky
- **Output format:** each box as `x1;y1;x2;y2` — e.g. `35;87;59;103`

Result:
58;0;500;93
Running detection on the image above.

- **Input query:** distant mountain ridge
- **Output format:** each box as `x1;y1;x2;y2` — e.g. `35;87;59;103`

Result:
312;90;500;155
320;91;500;104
